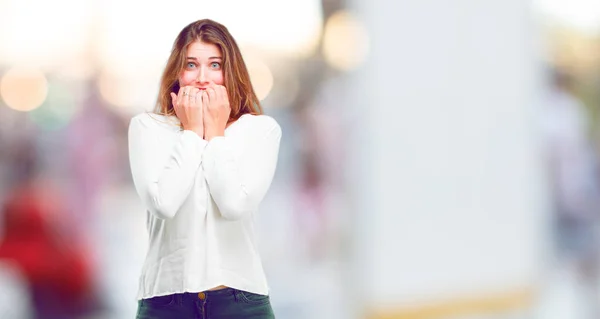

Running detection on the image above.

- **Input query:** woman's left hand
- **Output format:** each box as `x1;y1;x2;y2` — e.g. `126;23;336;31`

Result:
202;85;231;141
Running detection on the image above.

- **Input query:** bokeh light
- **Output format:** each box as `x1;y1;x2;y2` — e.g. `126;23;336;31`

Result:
322;10;370;72
246;57;274;101
0;67;49;112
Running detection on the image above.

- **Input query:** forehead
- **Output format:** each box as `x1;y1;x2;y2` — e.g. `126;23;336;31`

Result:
186;41;222;58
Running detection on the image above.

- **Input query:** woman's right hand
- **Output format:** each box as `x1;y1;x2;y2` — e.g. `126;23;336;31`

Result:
171;86;204;137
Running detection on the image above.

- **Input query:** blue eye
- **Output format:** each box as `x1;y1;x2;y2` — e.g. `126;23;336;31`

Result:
187;62;196;68
211;62;221;68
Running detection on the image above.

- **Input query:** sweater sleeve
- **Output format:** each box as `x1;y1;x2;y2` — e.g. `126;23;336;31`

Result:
202;116;282;220
128;115;208;219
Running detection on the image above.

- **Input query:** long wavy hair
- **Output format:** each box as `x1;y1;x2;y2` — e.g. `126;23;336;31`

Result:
154;19;262;122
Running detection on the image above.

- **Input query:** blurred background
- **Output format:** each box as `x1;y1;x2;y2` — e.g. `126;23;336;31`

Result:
1;0;600;318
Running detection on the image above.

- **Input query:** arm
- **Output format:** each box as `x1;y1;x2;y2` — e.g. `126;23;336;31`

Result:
202;117;282;220
128;115;208;219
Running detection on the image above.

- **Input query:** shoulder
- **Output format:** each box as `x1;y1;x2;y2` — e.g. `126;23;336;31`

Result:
236;114;281;136
129;112;181;132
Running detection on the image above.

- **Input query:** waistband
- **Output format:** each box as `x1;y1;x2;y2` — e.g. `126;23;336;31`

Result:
176;288;239;302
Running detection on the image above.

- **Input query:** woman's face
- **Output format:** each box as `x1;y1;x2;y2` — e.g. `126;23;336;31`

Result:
179;40;224;89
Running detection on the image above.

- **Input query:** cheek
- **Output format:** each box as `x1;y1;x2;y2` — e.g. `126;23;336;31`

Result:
213;72;224;85
179;71;195;85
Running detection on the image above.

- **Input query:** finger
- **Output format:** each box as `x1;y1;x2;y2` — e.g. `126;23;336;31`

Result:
170;92;177;107
194;90;203;108
206;87;217;106
184;86;195;108
189;88;199;106
186;90;193;108
171;92;181;118
202;91;209;110
214;85;223;103
218;85;229;104
177;86;186;108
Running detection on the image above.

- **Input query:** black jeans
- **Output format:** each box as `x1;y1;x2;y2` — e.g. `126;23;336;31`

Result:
136;288;275;319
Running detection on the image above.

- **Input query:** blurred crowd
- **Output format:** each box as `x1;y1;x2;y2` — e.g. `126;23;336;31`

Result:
540;68;600;318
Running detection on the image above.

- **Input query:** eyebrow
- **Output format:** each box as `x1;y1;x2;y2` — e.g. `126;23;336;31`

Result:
186;57;222;60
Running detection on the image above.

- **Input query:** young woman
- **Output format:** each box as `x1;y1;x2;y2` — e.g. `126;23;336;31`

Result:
128;19;280;318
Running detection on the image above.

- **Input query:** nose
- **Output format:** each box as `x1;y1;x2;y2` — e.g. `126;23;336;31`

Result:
196;67;208;84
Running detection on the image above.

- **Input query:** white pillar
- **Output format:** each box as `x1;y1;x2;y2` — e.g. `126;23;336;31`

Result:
345;0;549;316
